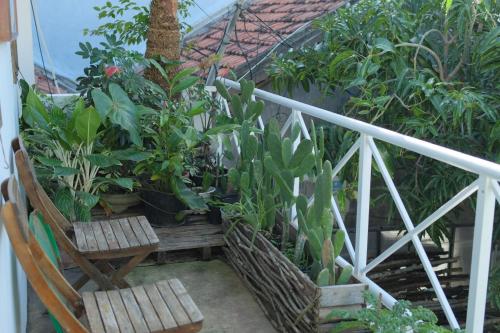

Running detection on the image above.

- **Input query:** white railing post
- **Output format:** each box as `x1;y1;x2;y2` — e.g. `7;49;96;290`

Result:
290;110;301;228
466;176;497;333
354;134;372;276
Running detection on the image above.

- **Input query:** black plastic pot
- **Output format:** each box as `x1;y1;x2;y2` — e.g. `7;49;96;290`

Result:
207;203;222;225
140;189;186;227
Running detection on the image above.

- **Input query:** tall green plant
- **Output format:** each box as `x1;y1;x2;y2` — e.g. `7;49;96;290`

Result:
268;0;499;246
22;87;134;221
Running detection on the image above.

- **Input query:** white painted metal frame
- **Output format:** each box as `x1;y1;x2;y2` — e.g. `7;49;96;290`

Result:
215;78;500;332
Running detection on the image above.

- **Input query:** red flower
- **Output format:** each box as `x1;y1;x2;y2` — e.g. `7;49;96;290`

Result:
104;66;120;78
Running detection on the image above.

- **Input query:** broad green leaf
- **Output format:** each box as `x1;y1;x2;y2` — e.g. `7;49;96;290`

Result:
108;178;134;191
23;89;49;129
54;187;74;220
75;191;100;208
171;177;208;211
85;154;121;167
111;149;151;162
91;89;113;119
37;157;62;167
171;76;199;96
374;37;394;53
53;166;80;176
75;106;101;144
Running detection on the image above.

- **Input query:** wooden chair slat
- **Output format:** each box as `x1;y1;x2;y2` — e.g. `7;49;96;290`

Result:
169;279;204;324
137;215;160;244
129;216;151;246
100;221;120;250
91;222;109;251
110;220;130;249
94;291;120;333
119;288;150;332
156;279;192;326
144;283;178;330
82;293;105;333
119;218;140;247
131;285;164;332
106;290;135;333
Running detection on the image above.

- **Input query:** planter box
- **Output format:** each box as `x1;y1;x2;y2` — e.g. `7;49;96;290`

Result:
222;221;366;333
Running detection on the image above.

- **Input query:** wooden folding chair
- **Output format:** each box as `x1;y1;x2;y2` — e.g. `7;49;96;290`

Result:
1;176;203;333
12;137;160;290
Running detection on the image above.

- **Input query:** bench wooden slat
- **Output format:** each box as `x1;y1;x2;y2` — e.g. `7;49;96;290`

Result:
129;216;151;246
82;292;106;333
169;279;204;323
81;223;98;252
110;219;129;249
94;291;119;333
144;283;178;330
156;279;191;326
100;221;120;251
106;290;135;333
119;288;150;332
137;216;160;244
91;222;109;251
131;285;164;332
119;219;140;248
73;223;88;252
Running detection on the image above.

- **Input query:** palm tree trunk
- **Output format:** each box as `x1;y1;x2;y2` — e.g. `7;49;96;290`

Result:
145;0;180;88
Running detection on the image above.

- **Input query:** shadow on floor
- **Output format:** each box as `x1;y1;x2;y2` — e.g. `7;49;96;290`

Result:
27;259;277;333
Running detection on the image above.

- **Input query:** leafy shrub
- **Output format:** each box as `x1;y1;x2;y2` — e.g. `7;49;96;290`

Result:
268;0;499;245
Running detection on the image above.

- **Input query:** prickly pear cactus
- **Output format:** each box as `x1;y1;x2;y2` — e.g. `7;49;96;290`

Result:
296;159;352;286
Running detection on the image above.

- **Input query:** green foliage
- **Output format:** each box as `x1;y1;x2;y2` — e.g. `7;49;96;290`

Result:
330;291;463;333
268;0;500;246
83;0;196;44
134;63;209;211
76;35;165;107
295;156;351;286
21;86;135;221
488;264;500;311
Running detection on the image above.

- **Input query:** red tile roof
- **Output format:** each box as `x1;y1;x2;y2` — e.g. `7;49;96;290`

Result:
181;0;345;78
35;66;69;94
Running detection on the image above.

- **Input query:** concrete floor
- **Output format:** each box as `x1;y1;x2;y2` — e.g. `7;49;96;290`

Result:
27;259;277;333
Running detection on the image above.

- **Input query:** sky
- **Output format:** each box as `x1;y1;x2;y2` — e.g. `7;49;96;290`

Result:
33;0;235;81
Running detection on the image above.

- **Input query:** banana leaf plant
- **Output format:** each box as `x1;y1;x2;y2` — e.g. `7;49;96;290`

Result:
21;86;137;221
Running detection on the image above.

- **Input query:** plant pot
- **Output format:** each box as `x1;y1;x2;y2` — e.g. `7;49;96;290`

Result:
223;221;367;333
101;192;141;214
219;192;240;204
140;189;186;227
208;203;222;225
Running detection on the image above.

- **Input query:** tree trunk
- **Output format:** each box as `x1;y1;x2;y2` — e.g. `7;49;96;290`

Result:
145;0;180;88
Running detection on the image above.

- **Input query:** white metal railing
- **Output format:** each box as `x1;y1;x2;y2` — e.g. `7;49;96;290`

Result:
216;78;500;333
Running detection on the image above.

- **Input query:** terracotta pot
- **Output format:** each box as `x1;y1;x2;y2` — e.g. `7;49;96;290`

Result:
100;192;141;214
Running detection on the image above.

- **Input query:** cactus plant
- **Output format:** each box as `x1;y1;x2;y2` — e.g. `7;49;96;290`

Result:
296;159;352;286
292;123;352;286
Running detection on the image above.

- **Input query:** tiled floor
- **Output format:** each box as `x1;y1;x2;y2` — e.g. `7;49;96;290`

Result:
27;259;277;333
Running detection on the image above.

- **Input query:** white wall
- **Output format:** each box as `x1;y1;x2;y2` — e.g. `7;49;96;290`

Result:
0;41;26;333
0;0;34;330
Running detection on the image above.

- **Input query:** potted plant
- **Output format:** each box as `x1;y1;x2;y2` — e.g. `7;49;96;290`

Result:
214;80;368;332
133;65;209;226
21;86;134;221
90;82;154;213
